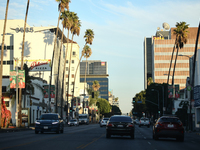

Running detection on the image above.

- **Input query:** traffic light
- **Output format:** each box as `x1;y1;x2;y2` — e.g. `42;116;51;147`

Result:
132;98;135;103
158;111;160;114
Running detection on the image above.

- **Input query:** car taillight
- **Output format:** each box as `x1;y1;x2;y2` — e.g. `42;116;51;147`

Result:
127;124;133;127
158;122;164;127
107;123;114;127
178;122;183;127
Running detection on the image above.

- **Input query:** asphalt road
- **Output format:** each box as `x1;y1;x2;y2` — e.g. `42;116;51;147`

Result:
0;124;200;150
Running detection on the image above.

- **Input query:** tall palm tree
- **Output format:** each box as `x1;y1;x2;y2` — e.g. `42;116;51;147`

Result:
72;29;94;98
66;13;81;119
83;45;92;103
49;0;71;113
0;0;9;129
172;22;189;85
92;80;100;92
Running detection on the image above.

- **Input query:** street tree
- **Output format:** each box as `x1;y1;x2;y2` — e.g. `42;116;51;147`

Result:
96;98;111;114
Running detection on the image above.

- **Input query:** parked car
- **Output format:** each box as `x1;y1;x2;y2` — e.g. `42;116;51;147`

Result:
35;113;64;134
68;119;79;126
106;115;135;139
100;118;110;127
134;119;140;125
153;116;184;141
139;117;150;127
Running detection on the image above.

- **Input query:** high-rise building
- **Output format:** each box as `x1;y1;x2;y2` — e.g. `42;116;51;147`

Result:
144;26;200;90
80;60;109;100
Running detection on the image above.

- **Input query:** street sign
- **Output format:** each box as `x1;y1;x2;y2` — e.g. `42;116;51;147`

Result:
137;101;142;103
187;85;192;91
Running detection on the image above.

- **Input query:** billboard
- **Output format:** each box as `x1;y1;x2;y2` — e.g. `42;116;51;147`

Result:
14;59;51;72
10;70;17;89
10;70;25;89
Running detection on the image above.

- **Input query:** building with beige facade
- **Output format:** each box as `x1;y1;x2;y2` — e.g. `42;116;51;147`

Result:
0;19;81;125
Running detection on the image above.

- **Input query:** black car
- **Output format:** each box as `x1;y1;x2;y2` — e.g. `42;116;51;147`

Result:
35;113;64;134
153;116;184;141
106;115;135;139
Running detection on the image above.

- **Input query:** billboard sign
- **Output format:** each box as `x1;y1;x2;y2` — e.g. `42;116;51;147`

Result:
10;70;17;89
18;70;25;88
14;59;51;72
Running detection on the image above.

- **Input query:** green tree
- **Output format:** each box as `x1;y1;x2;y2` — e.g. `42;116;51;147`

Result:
72;29;94;98
92;80;100;91
0;0;9;129
147;77;153;86
111;105;121;115
96;98;111;114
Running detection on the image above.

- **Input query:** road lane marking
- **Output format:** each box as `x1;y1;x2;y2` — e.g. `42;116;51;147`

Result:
144;137;146;139
148;142;151;145
78;134;105;149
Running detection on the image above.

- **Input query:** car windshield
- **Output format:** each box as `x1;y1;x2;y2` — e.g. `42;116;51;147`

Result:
140;118;149;121
110;116;132;122
39;114;58;120
79;116;87;119
159;118;180;123
103;118;109;120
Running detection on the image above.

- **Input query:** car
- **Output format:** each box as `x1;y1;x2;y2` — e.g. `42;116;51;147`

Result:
153;116;184;141
134;119;140;125
100;118;109;127
106;115;135;139
139;117;150;127
35;113;64;134
68;119;79;126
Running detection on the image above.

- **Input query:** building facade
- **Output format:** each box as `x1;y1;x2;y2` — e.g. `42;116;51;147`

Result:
0;19;80;125
80;60;109;100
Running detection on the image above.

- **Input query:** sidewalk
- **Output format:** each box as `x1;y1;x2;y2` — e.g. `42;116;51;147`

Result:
0;126;35;133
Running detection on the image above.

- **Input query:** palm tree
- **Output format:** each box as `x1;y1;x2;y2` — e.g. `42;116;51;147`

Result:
72;29;94;98
49;0;71;114
0;0;9;129
92;80;100;91
83;45;92;97
66;12;81;119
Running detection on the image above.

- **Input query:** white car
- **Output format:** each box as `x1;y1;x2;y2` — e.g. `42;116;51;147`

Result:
100;118;109;127
139;117;150;128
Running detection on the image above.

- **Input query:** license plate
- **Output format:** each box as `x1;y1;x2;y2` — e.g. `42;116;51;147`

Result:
168;124;174;128
118;125;123;127
44;126;48;129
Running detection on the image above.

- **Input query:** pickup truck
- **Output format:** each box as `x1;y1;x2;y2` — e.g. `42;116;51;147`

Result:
139;117;150;128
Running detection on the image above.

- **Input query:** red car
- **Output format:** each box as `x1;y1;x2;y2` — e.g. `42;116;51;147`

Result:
153;116;184;142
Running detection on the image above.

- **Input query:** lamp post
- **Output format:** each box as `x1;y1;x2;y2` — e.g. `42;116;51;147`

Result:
155;84;165;116
178;54;192;130
152;89;160;118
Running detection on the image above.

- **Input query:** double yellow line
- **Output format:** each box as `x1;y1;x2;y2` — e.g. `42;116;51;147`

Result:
76;134;105;149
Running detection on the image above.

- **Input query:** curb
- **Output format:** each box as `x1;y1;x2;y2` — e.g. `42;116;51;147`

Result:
0;127;34;133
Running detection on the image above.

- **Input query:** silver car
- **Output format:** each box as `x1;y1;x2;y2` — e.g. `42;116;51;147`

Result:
139;117;150;127
68;119;79;126
100;118;109;127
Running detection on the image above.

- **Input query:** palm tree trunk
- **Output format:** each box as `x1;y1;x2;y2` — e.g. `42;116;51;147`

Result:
55;26;64;114
67;34;74;119
62;28;70;122
19;0;30;127
0;0;9;128
83;57;88;114
49;10;61;112
72;54;83;98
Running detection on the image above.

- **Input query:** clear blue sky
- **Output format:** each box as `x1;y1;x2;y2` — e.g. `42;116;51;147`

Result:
1;0;200;114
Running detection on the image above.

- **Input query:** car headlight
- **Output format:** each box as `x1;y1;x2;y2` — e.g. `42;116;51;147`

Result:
52;121;59;124
35;121;40;124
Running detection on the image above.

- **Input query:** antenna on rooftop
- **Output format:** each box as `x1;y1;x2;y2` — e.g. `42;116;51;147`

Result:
162;22;170;30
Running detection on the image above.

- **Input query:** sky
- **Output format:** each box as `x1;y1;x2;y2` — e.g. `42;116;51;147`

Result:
1;0;200;114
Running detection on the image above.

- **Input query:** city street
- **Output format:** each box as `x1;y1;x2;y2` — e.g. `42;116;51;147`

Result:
0;124;200;150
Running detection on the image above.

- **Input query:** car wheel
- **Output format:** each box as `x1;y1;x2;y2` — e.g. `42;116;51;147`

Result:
154;135;158;140
106;132;111;138
139;125;141;127
60;128;64;133
177;136;184;142
35;131;39;134
56;129;60;134
147;125;150;128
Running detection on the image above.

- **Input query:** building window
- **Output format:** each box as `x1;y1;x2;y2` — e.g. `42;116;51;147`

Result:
66;60;68;63
66;82;68;85
72;74;74;78
72;67;74;71
73;51;76;56
5;101;9;107
66;74;68;78
66;67;68;71
72;60;74;64
71;82;74;85
3;61;6;65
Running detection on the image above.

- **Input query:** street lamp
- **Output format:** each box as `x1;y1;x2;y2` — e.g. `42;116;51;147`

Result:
151;89;160;117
